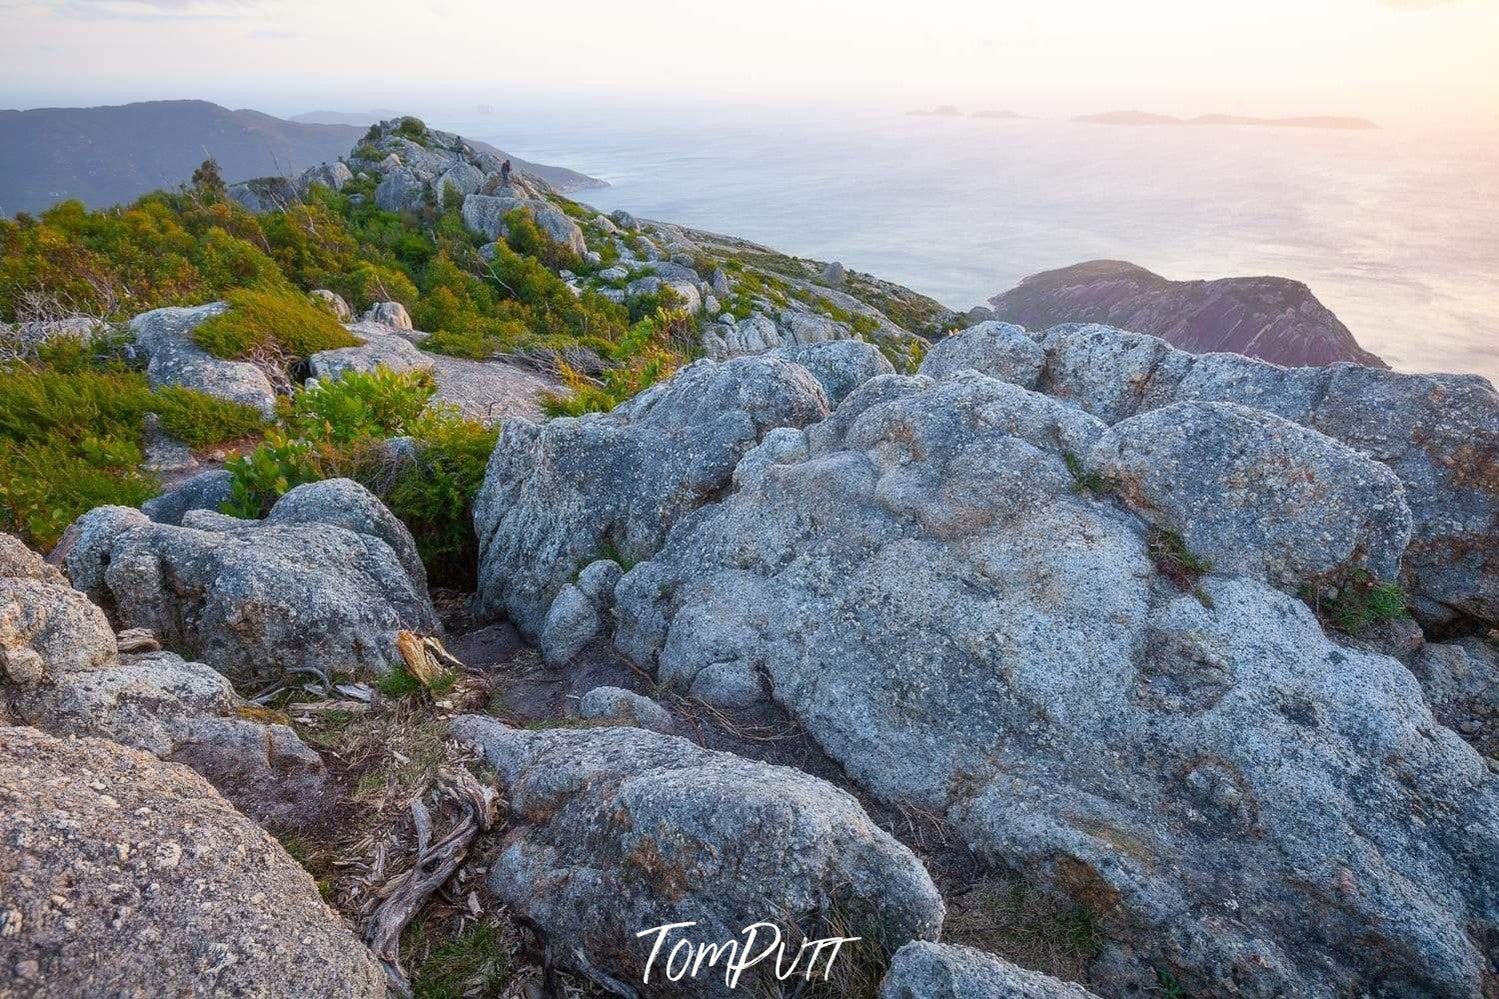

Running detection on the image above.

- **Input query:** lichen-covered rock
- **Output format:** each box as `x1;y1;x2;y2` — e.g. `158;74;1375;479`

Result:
141;468;235;525
266;478;427;595
0;533;117;683
611;370;1499;997
62;494;436;685
10;650;329;830
879;942;1100;999
767;339;896;407
130;303;278;417
297;161;353;194
1087;400;1411;588
374;166;428;213
919;321;1046;389
451;718;943;996
976;322;1499;626
434;160;484;206
0;727;385;998
474;356;829;639
577;685;674;733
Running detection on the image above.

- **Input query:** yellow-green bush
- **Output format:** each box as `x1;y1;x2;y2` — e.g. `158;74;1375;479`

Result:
193;285;359;360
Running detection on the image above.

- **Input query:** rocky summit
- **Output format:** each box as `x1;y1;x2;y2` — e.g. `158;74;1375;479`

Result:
1;110;1496;999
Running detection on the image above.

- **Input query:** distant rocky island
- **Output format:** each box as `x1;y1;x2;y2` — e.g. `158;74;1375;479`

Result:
981;259;1386;368
0;100;603;214
289;109;403;127
1075;110;1378;129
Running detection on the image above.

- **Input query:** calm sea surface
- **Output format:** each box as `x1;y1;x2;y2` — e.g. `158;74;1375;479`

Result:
440;101;1498;383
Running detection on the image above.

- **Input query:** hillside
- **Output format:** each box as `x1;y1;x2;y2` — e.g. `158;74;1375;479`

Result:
984;259;1387;367
0;100;602;214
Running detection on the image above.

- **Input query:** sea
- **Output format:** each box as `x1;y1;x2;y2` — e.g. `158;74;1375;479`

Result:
436;99;1499;384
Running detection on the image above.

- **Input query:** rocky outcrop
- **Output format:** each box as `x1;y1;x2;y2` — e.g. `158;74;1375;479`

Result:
308;320;562;422
361;300;413;330
461;192;586;258
10;649;329;830
1089;400;1411;588
879;942;1099;999
474;355;829;639
540;558;622;667
928;322;1499;627
311;288;353;321
130;303;279;417
611;370;1499;996
0;727;385;998
1410;638;1499;757
985;260;1385;368
577;685;675;733
61;490;436;685
452;718;943;996
766;339;895;407
919;321;1045;387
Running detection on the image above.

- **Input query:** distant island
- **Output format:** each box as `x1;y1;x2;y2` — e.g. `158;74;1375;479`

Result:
1075;110;1377;129
288;109;402;127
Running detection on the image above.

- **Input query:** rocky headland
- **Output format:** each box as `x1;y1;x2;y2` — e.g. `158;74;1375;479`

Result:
0;115;1495;999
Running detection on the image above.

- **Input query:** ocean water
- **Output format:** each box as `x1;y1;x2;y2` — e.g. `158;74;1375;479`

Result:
443;101;1499;383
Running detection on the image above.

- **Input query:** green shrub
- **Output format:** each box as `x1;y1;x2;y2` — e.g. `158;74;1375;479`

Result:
1302;569;1409;634
193;285;358;360
0;436;156;549
221;429;320;518
150;386;267;447
288;368;436;444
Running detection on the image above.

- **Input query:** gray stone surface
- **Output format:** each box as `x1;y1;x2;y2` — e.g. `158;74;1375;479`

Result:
919;321;1046;389
989;323;1499;626
61;495;436;686
0;533;117;683
374;166;428;212
142;468;235;526
540;582;605;667
1087;400;1412;588
266;477;427;595
879;942;1100;999
1410;638;1499;757
296;161;353;194
451;719;943;996
311;288;353;321
475;355;829;639
0;727;386;998
360;301;413;330
611;370;1499;997
768;339;896;407
130;303;278;417
10;650;330;830
461;194;586;257
577;685;674;733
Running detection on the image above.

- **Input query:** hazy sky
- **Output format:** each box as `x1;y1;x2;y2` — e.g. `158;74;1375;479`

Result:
1;0;1495;125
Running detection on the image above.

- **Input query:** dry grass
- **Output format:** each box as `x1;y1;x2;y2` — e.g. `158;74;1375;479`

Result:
942;874;1103;985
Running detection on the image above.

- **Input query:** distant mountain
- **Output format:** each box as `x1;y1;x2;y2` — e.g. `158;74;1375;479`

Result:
0;99;604;215
289;109;402;127
1074;110;1376;129
984;260;1386;368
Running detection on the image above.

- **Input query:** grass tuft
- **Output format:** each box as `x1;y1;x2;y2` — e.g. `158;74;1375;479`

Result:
193;284;358;360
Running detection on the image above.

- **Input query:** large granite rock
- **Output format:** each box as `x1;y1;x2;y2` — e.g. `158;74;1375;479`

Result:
141;468;235;525
0;727;385;998
452;718;943;997
266;478;427;595
60;495;436;685
130;303;278;417
611;370;1499;997
474;356;829;639
461;193;586;258
767;339;895;407
0;533;116;683
935;321;1499;627
1087;400;1411;588
919;321;1046;388
986;259;1385;367
879;942;1099;999
374;166;428;212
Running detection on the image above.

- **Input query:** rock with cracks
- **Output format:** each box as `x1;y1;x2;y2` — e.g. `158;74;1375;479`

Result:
879;941;1100;999
474;355;829;639
0;727;385;998
611;370;1499;997
452;718;944;997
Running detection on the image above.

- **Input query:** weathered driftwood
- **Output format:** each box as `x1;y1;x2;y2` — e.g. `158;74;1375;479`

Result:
364;765;497;997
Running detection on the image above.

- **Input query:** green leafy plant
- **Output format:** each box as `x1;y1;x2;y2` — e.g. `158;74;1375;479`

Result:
193;284;358;360
286;368;436;444
150;386;267;447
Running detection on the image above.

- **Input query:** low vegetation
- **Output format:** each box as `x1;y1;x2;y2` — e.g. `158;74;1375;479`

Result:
1302;569;1409;634
0;335;269;547
192;284;357;360
223;368;498;587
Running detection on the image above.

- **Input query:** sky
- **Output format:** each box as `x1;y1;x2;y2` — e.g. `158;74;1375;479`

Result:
0;0;1495;126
